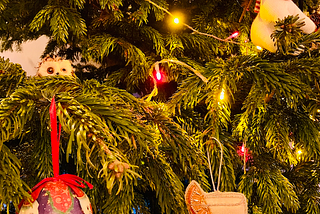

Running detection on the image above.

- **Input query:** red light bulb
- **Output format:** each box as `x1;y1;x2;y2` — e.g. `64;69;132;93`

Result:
156;71;162;81
241;145;245;153
225;31;240;40
231;31;239;38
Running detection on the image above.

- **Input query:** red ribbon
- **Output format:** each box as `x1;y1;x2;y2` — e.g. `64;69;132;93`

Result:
50;96;60;177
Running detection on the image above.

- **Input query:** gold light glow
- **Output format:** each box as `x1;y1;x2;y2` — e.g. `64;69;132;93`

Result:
168;11;184;29
256;46;262;51
220;89;225;100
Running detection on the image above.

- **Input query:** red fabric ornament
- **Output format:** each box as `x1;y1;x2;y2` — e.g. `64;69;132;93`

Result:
19;96;93;214
254;0;260;13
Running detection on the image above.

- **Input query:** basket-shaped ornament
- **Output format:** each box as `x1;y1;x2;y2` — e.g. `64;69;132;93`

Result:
185;137;248;214
185;180;247;214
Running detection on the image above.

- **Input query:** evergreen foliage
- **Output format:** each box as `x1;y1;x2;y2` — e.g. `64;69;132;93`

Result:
1;0;320;213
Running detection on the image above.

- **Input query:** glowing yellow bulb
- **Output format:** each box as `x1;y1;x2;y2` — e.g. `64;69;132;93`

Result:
297;150;302;155
256;46;262;51
220;89;225;100
174;18;180;24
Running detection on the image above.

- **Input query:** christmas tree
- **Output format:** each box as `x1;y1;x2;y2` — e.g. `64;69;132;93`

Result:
1;0;320;213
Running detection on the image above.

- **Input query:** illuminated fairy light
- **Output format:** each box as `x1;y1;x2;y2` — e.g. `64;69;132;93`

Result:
256;46;262;50
241;145;245;153
174;18;180;24
297;150;302;155
156;71;162;81
225;31;239;40
156;71;161;81
220;89;225;100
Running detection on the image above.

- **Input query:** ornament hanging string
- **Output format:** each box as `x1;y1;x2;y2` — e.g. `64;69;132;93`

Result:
207;137;223;191
49;96;61;178
49;96;93;190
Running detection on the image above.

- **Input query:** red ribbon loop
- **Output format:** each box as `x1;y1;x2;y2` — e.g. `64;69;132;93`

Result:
49;96;60;177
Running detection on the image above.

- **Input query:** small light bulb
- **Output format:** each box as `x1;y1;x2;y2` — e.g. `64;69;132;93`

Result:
241;145;245;153
224;31;239;40
156;71;162;81
231;31;239;38
297;150;302;155
174;18;180;24
220;89;225;100
256;46;262;51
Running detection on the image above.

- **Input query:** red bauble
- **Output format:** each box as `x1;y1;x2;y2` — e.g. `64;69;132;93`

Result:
19;178;92;214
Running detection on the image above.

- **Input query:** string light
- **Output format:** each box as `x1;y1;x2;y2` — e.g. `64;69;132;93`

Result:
225;31;239;40
256;46;263;50
220;89;225;100
241;145;245;153
174;18;180;24
156;70;162;81
297;149;302;155
237;143;249;162
145;0;256;51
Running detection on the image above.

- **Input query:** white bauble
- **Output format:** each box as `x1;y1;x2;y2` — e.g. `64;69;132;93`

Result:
251;0;316;52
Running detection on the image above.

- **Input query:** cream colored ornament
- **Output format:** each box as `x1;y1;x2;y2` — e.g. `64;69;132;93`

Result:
185;180;248;214
36;56;74;77
251;0;316;52
185;137;248;214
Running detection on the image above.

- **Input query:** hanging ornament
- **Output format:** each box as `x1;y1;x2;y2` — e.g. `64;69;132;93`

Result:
36;56;74;77
254;0;260;13
19;97;93;214
310;12;320;30
185;138;248;214
185;180;247;214
250;0;316;52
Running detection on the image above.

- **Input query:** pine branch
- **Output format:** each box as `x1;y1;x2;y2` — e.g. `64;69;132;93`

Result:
140;156;188;214
140;26;168;57
0;0;8;11
30;5;87;43
239;166;300;213
84;34;148;77
0;57;26;98
0;145;31;212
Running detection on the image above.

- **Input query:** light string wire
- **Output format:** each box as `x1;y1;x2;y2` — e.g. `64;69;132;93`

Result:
145;0;243;45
